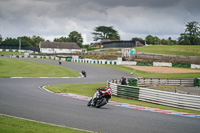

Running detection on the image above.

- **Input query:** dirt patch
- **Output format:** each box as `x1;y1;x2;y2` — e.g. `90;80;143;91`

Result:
125;65;200;73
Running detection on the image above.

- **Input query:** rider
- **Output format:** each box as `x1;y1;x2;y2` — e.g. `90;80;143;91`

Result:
91;87;112;106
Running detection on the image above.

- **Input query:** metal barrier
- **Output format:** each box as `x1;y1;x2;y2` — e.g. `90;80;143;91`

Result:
108;78;194;87
139;87;200;111
138;78;194;87
108;82;200;111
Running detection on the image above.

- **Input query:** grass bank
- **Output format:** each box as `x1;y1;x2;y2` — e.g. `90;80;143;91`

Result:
45;83;200;115
0;58;80;77
135;45;200;56
93;64;200;78
0;51;23;55
133;69;200;78
0;115;89;133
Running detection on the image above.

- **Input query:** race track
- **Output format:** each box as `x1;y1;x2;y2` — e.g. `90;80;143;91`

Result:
0;58;200;133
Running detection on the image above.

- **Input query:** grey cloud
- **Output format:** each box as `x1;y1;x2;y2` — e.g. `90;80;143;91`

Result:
0;0;200;43
95;0;181;8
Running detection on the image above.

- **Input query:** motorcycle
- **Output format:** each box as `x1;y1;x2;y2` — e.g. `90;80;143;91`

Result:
81;70;86;77
87;88;112;108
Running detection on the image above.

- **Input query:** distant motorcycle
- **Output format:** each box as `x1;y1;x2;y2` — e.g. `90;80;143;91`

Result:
87;88;112;108
59;61;62;65
81;70;86;77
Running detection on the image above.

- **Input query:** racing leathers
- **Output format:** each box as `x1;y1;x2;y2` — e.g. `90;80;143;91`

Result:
91;87;112;106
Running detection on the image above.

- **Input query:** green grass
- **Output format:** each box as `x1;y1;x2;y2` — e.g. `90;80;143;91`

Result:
0;51;23;55
133;69;200;79
45;83;200;115
0;115;89;133
95;64;200;78
46;83;106;97
135;45;200;56
0;58;80;77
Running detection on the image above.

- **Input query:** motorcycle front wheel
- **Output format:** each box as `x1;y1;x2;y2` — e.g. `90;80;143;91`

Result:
96;98;107;108
87;99;92;106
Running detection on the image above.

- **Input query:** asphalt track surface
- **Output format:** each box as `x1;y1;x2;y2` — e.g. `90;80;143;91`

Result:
0;58;200;133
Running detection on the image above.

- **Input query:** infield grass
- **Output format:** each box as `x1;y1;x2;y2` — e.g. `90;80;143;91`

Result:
45;83;200;115
135;45;200;56
0;115;89;133
0;58;80;77
0;51;23;55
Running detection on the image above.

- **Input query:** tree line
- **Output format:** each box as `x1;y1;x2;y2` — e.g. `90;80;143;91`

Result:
0;21;199;48
0;31;83;48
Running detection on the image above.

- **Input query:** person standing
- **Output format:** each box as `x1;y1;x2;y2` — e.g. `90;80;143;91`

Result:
121;77;127;85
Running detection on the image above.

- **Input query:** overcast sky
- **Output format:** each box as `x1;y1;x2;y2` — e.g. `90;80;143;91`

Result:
0;0;200;44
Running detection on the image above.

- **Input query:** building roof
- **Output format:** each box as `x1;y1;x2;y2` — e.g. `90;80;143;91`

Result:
101;40;134;45
39;42;81;49
132;38;145;45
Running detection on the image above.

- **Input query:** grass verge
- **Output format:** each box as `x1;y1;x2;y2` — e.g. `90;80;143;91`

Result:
0;115;89;133
0;51;23;55
135;45;200;56
45;83;200;115
0;58;80;77
132;69;200;78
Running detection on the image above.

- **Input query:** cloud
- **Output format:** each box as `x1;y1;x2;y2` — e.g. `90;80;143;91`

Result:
0;0;200;44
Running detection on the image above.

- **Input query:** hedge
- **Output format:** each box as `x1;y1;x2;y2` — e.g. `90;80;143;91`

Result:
172;63;191;68
136;61;153;66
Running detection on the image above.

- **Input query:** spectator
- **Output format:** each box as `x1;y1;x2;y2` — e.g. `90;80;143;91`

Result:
121;77;127;85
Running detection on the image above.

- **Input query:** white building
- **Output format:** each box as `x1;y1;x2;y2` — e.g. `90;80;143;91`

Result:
39;42;84;54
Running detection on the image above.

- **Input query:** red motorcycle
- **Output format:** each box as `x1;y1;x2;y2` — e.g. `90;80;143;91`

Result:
87;88;112;108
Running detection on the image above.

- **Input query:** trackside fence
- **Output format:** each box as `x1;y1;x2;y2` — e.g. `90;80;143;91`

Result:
108;78;195;87
107;82;200;111
137;78;194;87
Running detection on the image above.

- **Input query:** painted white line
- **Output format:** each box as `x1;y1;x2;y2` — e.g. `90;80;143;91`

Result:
39;86;54;94
0;113;93;133
10;73;84;79
11;77;78;78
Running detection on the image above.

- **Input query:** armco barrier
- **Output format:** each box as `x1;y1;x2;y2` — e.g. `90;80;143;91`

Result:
108;82;200;111
194;78;200;87
108;78;194;87
139;87;200;111
109;82;118;95
117;85;139;99
137;78;194;87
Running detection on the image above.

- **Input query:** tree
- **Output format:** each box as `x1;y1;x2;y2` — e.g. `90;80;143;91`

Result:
178;21;200;45
1;38;19;46
54;37;69;42
68;31;83;47
160;39;168;45
0;34;2;44
154;36;160;45
17;36;33;46
17;36;44;47
31;35;45;47
92;26;120;41
145;35;160;45
145;35;154;44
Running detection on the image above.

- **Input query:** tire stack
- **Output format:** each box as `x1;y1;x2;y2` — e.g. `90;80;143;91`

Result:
194;78;200;87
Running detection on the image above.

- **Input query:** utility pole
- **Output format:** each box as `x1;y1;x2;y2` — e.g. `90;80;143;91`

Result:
19;39;21;54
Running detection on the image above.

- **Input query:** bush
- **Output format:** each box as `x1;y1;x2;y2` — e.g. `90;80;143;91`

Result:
172;63;191;68
88;47;99;51
136;61;153;66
